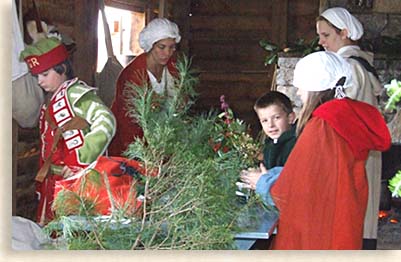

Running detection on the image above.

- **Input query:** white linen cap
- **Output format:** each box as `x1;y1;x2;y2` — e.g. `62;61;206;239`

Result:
139;18;181;52
321;7;364;41
293;51;353;98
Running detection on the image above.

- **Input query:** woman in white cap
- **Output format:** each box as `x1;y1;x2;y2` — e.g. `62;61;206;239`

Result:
316;7;382;104
109;18;181;156
316;7;383;249
270;51;390;249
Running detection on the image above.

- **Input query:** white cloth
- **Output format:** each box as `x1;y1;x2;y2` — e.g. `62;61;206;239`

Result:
139;18;181;52
293;51;353;93
147;67;176;97
12;216;49;250
12;0;28;81
12;0;45;128
321;7;364;41
337;45;383;105
337;45;383;240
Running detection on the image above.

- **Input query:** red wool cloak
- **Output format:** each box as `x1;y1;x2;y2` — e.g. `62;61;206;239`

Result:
271;99;391;250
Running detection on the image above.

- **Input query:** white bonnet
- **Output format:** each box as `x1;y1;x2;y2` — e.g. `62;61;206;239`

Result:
293;51;353;97
139;18;181;52
321;7;364;41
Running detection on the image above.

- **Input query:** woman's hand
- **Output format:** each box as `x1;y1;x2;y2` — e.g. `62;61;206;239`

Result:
240;163;268;190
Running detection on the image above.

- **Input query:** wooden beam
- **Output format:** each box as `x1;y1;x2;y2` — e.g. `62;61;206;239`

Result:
105;0;146;12
73;0;99;85
319;0;329;13
171;0;191;54
271;0;288;48
158;0;166;18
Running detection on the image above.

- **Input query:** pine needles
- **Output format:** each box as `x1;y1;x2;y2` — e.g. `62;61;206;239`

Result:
44;54;265;250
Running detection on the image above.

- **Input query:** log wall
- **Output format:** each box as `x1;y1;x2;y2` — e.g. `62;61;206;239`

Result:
174;0;319;136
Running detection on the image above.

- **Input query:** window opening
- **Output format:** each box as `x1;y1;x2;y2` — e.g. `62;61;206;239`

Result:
97;5;145;72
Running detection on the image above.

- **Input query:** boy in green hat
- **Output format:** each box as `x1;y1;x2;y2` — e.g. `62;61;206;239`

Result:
20;37;116;225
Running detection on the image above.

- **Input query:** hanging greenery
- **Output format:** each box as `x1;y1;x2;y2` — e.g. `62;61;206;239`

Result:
389;170;401;198
43;55;266;250
259;37;323;65
384;78;401;198
384;78;401;112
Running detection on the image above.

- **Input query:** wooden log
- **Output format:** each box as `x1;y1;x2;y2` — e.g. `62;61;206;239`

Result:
191;28;272;41
73;0;99;85
190;0;274;16
189;15;271;31
191;59;266;72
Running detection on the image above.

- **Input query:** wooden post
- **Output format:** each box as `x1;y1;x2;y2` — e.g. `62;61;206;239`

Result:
145;1;153;24
270;0;288;91
73;0;99;85
158;0;166;18
271;0;288;49
171;0;191;54
319;0;329;13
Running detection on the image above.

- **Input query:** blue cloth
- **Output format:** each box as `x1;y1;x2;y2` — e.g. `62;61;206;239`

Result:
255;166;283;206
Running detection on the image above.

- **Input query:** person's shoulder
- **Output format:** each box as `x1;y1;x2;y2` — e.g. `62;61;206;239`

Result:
125;53;147;69
278;124;297;143
65;79;98;103
67;79;95;92
118;53;147;81
329;97;375;109
339;45;374;64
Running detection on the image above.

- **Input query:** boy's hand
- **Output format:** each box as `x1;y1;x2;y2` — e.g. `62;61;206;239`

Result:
259;162;267;174
240;163;268;190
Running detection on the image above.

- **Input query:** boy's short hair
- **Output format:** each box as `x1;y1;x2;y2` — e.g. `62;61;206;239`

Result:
53;59;74;80
254;91;293;114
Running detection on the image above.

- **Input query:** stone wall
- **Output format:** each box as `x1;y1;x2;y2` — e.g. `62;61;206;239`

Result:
319;0;401;55
276;55;401;144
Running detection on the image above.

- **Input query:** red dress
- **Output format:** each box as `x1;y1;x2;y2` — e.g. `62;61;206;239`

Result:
108;53;178;156
270;99;391;249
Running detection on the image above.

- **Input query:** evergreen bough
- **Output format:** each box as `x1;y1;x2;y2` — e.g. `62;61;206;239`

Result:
44;55;267;250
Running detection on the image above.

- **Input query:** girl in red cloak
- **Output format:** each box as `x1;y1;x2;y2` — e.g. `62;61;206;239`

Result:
270;51;391;249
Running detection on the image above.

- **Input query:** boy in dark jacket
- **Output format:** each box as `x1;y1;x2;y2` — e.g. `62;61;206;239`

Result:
255;91;296;170
240;91;296;205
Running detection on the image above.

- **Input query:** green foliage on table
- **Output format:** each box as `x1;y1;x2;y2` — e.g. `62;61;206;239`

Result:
44;55;265;250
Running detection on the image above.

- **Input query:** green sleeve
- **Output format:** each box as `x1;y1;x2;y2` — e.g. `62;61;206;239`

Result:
70;89;116;164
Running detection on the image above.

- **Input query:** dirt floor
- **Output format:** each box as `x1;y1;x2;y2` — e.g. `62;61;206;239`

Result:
377;203;401;250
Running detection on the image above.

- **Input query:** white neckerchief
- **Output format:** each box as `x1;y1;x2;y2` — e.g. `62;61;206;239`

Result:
147;67;175;97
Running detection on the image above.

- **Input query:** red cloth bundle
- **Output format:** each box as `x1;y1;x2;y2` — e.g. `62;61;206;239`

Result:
53;156;149;216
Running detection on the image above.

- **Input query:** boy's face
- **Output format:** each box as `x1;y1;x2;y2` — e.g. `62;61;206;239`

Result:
36;68;66;93
256;104;295;140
